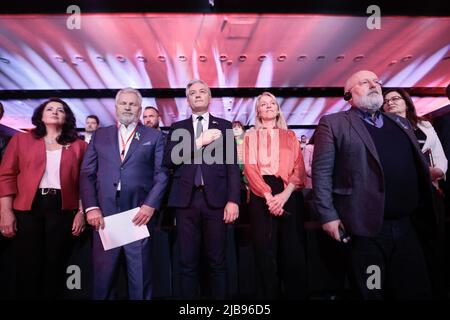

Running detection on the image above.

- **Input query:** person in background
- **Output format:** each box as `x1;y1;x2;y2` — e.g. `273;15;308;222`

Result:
303;131;315;190
232;121;245;165
0;102;9;162
301;130;317;223
0;101;12;299
383;88;448;297
431;84;450;250
300;134;308;151
0;98;87;299
232;120;250;216
83;115;100;144
382;89;447;187
143;106;161;130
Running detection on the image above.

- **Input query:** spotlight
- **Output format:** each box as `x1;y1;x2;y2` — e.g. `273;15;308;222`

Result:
401;55;413;62
55;56;66;63
353;55;365;62
137;55;147;63
277;54;287;62
388;60;398;66
258;55;267;62
116;55;126;63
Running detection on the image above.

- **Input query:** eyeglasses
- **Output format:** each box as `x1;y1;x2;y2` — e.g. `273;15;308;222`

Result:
383;96;404;105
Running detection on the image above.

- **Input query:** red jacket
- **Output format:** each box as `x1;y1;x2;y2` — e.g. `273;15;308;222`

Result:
0;132;87;211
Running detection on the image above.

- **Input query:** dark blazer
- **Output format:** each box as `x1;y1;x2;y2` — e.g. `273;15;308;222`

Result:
0;133;8;163
312;107;436;237
0;132;87;210
80;123;168;216
163;114;240;208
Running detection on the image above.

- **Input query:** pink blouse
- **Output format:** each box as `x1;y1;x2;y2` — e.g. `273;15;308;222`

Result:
243;128;306;198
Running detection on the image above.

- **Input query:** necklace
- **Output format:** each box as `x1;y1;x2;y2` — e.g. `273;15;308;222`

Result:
45;137;57;144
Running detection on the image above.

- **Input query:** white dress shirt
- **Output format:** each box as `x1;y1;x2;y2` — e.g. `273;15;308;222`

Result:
85;122;138;214
39;148;62;189
192;112;209;137
117;122;138;190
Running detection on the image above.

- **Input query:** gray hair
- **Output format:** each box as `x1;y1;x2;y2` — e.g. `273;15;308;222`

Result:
185;79;211;97
115;88;142;107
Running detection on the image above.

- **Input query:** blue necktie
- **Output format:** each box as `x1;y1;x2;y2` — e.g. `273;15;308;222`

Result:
194;116;203;186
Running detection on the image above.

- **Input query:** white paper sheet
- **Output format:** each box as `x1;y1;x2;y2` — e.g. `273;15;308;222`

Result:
99;207;150;251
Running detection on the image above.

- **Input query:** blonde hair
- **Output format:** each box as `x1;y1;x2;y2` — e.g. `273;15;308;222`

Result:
254;92;287;130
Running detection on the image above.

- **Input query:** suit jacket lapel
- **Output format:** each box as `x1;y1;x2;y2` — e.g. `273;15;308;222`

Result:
122;124;143;164
348;108;382;167
383;113;428;169
187;116;195;137
208;114;219;130
36;138;47;177
108;125;122;165
383;112;418;147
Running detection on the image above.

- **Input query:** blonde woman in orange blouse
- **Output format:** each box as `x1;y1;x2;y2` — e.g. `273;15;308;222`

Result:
244;92;307;299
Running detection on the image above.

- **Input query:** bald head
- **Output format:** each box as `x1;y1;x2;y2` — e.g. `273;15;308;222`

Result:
344;70;383;113
345;70;378;92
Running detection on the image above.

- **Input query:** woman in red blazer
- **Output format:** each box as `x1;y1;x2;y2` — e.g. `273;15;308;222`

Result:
0;98;87;299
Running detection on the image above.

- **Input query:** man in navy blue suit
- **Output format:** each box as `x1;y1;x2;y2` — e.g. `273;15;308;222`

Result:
164;79;240;299
80;88;168;300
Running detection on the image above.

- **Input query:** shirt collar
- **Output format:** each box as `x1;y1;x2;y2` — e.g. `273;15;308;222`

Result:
355;108;384;128
118;121;138;133
192;112;209;123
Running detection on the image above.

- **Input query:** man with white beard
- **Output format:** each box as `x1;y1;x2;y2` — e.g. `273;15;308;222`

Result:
312;70;437;299
80;88;168;299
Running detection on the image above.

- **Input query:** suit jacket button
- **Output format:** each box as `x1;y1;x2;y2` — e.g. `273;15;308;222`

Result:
113;183;118;187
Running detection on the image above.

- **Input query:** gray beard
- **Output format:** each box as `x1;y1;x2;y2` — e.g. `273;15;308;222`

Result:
353;93;383;112
118;114;137;126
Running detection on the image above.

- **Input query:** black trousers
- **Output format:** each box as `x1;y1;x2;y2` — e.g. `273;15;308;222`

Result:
0;236;14;298
346;216;432;300
176;188;227;300
248;175;307;299
12;190;75;299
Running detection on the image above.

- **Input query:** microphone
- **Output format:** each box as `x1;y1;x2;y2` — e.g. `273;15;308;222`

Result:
339;225;351;243
344;91;352;101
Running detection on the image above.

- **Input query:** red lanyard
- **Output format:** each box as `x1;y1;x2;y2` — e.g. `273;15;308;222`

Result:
119;127;137;161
